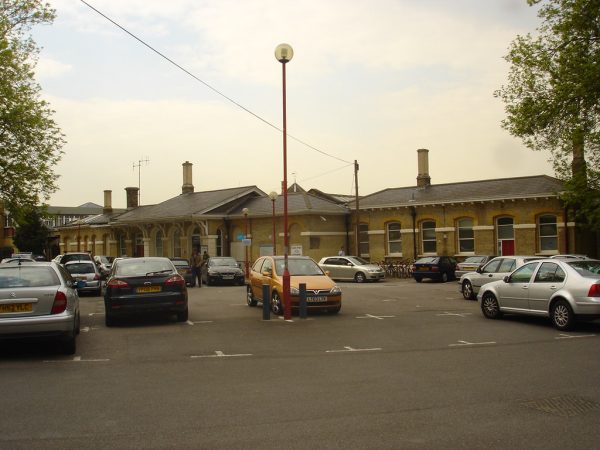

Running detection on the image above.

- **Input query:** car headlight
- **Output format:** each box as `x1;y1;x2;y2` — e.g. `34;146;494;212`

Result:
330;286;342;295
290;287;299;295
208;270;217;275
368;269;379;273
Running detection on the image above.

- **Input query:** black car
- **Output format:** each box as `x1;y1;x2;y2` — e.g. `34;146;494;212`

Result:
412;256;457;283
201;257;245;286
170;257;195;287
104;257;188;326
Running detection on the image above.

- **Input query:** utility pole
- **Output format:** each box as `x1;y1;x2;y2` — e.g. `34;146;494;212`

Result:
133;157;150;205
354;160;360;257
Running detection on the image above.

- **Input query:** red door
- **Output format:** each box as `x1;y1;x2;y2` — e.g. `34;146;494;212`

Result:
501;240;515;256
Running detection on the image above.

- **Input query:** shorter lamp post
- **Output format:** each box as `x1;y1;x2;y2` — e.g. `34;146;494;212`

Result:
268;191;278;255
242;207;249;277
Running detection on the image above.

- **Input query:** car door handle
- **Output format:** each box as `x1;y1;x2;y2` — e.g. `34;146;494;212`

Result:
549;285;557;290
521;286;529;290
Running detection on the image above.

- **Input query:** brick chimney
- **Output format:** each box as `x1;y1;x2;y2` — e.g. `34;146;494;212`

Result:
182;161;194;194
125;187;139;209
103;190;113;214
416;148;431;188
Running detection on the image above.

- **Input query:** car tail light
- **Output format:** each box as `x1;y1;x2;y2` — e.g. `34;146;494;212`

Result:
51;291;68;314
165;275;185;286
588;283;600;297
411;265;416;272
431;266;439;272
108;279;129;288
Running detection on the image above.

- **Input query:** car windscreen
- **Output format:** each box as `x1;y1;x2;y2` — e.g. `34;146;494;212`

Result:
66;263;96;274
462;256;486;264
274;259;323;276
347;256;369;265
115;259;175;276
209;258;238;267
415;257;439;264
0;266;60;288
567;260;600;276
171;260;189;267
62;254;92;263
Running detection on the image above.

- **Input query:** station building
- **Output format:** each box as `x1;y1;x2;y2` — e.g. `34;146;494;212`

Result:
52;150;598;264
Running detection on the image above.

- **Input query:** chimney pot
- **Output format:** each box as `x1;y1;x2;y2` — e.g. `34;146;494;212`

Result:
125;187;139;209
182;161;194;194
103;190;113;214
416;148;431;187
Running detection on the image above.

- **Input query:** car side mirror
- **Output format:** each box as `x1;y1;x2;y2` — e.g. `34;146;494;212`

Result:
325;270;331;276
503;276;510;283
262;270;272;277
347;263;352;267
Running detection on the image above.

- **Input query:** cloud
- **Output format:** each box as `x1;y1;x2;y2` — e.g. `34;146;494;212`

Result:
36;56;72;78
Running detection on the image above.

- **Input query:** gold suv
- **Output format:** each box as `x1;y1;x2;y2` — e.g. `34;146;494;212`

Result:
246;256;342;314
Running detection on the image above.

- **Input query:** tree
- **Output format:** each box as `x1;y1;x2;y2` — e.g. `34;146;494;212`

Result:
0;0;64;223
495;0;600;230
12;207;50;255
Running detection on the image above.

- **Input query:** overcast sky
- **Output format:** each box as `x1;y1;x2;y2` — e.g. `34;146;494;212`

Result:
32;0;552;208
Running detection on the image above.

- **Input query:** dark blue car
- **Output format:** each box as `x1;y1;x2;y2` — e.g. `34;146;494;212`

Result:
412;256;457;283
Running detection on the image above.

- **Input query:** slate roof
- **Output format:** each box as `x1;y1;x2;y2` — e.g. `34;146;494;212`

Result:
359;175;564;209
112;186;265;222
225;191;349;217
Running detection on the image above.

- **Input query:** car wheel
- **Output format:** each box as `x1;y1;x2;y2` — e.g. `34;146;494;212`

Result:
481;292;502;319
462;280;475;300
441;272;448;283
247;285;257;306
75;311;81;335
176;307;189;322
550;299;574;331
271;291;283;315
105;311;115;327
414;277;422;283
354;272;366;283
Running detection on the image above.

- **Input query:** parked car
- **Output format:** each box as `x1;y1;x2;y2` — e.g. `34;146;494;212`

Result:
459;255;543;300
549;254;590;260
59;252;93;265
94;255;114;278
170;257;195;287
202;257;245;286
1;257;36;264
246;255;342;315
318;256;385;283
64;261;102;296
412;256;457;283
104;257;188;326
455;255;497;278
0;261;81;354
478;258;600;331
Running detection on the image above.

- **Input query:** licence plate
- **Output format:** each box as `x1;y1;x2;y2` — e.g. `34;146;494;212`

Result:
136;286;162;293
0;303;33;313
222;275;234;279
418;267;429;271
306;296;326;303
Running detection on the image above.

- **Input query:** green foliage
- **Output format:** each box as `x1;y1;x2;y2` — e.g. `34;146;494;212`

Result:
0;0;64;222
495;0;600;230
12;207;50;254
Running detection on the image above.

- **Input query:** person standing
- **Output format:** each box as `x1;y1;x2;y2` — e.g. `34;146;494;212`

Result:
191;249;202;287
338;246;345;256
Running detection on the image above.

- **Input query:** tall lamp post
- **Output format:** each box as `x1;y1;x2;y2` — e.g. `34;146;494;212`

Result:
242;207;249;278
275;43;293;321
269;191;278;255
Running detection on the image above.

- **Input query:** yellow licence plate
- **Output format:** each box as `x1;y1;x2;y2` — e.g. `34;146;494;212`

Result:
136;286;162;294
0;303;33;313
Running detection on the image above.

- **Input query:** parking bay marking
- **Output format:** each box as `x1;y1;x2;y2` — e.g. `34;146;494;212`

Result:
187;320;213;325
326;346;382;353
449;340;496;347
190;350;252;359
44;356;110;363
555;333;596;340
437;312;473;318
356;314;396;320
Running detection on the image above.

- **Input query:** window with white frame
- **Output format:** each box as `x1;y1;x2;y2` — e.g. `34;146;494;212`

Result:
118;234;127;256
155;230;163;256
216;229;223;256
421;220;436;254
387;222;402;254
359;224;369;257
457;218;474;253
173;230;182;258
539;214;558;252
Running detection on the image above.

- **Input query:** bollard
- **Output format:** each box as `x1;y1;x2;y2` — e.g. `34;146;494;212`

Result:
262;284;270;320
299;283;307;319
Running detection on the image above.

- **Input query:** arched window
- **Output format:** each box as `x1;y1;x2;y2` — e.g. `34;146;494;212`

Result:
421;220;436;254
538;214;558;252
457;218;474;253
155;230;163;257
387;222;402;255
173;230;182;258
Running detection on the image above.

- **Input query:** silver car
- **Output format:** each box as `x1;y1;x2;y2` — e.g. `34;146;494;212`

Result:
0;261;81;354
64;261;102;296
478;258;600;331
459;255;542;300
455;255;497;278
318;256;385;283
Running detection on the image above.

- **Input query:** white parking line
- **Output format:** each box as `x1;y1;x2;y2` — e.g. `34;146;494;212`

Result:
44;356;110;363
190;350;252;358
555;333;596;339
437;312;472;317
326;346;382;353
449;340;496;347
356;314;395;320
187;320;213;325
